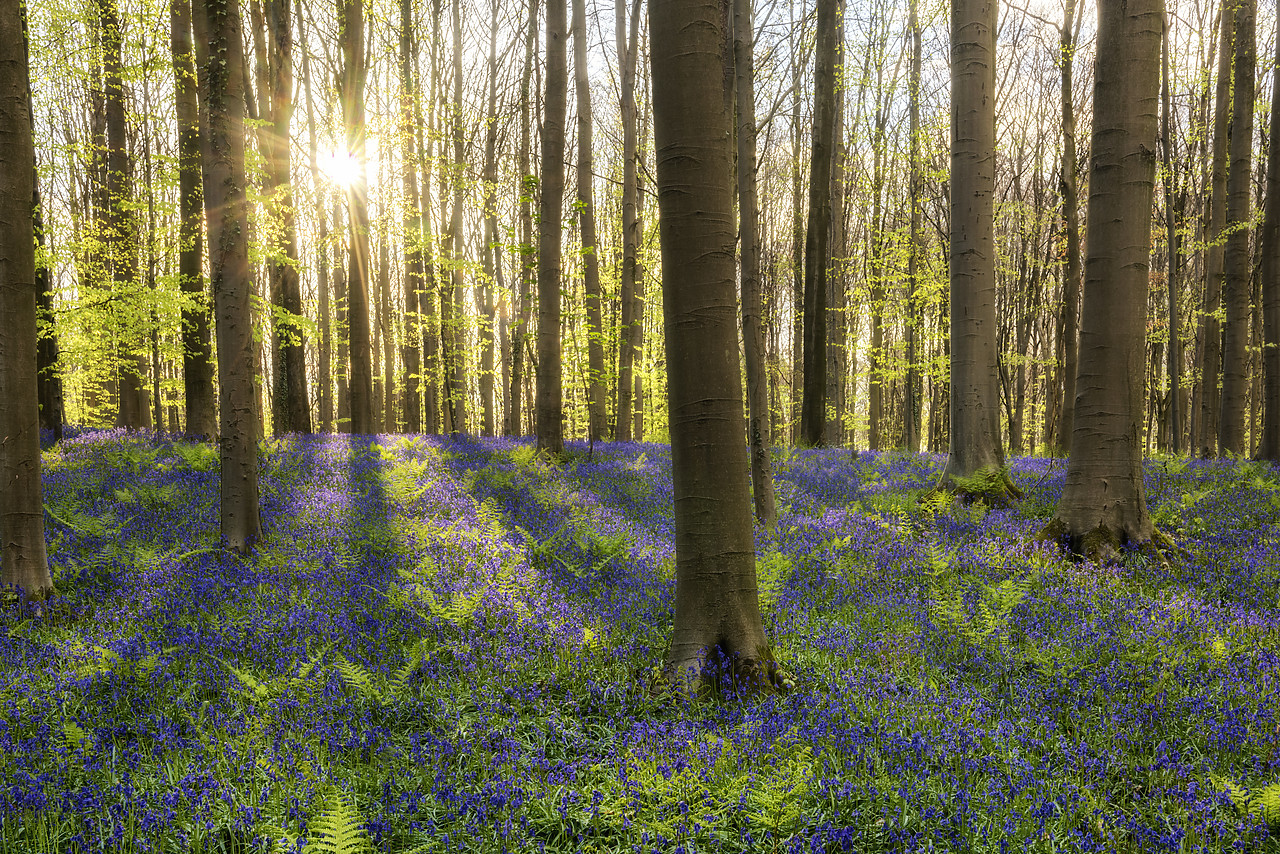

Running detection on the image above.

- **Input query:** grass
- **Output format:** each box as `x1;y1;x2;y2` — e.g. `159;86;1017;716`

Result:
2;429;1279;852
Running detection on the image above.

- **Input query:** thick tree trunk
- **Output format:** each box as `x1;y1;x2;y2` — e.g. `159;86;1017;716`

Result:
1046;0;1161;560
264;0;309;435
944;0;1011;496
1260;25;1280;460
1218;0;1254;455
651;0;782;693
172;0;216;439
510;0;538;436
1;0;50;596
340;0;374;435
1198;1;1232;456
614;0;640;441
194;0;261;550
571;0;606;442
799;0;837;447
537;0;568;455
734;0;777;526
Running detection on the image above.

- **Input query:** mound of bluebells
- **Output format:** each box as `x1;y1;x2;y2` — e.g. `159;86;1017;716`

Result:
2;428;1279;852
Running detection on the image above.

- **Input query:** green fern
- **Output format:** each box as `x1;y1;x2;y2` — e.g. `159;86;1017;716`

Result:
305;791;373;854
1215;777;1280;826
930;570;1034;651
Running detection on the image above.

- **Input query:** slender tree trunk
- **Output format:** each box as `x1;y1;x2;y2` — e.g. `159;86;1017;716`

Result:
1;0;50;596
537;0;568;454
298;7;331;432
904;0;922;453
614;0;641;441
651;0;782;693
1047;0;1162;559
399;0;423;433
1057;0;1081;455
799;0;838;447
825;9;847;447
194;0;261;550
172;0;216;439
632;110;647;442
479;1;503;436
335;197;351;428
339;0;374;434
570;0;606;442
443;0;468;435
944;0;1012;497
422;0;442;434
1218;0;1254;455
511;0;538;436
1161;10;1181;454
734;0;777;526
1198;0;1232;456
1260;22;1280;460
868;118;886;450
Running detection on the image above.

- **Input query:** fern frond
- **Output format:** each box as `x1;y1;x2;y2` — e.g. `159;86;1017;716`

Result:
1251;782;1280;825
334;655;377;700
304;791;372;854
221;660;273;702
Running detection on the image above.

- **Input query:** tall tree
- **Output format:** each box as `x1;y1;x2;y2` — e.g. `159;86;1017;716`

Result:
264;0;310;435
442;0;468;435
1218;0;1253;455
572;0;605;442
651;0;783;693
339;0;374;435
614;0;640;441
903;0;923;453
799;0;838;447
1044;0;1162;559
944;0;1014;499
400;0;423;434
171;0;216;439
734;0;777;526
510;0;539;436
97;0;147;429
537;0;568;455
1260;25;1280;460
1160;7;1180;453
479;0;503;436
1197;0;1232;456
1;0;50;596
193;0;261;550
1054;0;1081;454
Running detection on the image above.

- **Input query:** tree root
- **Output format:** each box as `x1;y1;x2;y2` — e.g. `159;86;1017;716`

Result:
1038;518;1184;567
924;467;1023;511
657;644;795;700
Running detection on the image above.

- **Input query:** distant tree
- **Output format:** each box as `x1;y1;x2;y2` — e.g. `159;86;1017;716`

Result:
1043;0;1162;560
339;0;374;435
442;0;468;436
0;0;51;597
399;0;423;434
651;0;784;693
734;0;777;526
1053;0;1082;454
1218;0;1253;456
613;0;641;441
509;0;538;436
193;0;261;550
943;0;1016;501
1260;31;1280;460
537;0;567;455
799;0;838;447
170;0;216;440
572;0;605;442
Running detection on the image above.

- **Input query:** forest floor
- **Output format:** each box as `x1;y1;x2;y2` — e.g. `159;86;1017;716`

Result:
3;430;1280;853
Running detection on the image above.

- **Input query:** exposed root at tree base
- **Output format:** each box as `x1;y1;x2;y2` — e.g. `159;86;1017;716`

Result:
1038;518;1181;566
925;472;1023;510
657;644;795;700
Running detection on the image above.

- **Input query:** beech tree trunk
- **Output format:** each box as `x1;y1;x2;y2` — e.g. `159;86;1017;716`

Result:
171;0;216;440
1056;0;1081;455
399;0;423;434
443;0;468;436
0;0;50;597
734;0;777;527
537;0;568;455
614;0;640;441
510;0;538;436
479;0;502;437
799;0;838;447
1046;0;1162;560
1161;10;1181;454
1218;0;1253;455
904;0;922;453
944;0;1010;496
651;0;781;693
194;0;261;550
1198;1;1232;456
339;0;374;435
1260;25;1280;460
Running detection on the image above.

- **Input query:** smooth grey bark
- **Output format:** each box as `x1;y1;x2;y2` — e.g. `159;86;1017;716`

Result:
194;0;261;550
904;0;922;453
1218;0;1253;455
1260;22;1280;460
799;0;837;447
0;0;50;597
537;0;567;455
614;0;641;441
1161;10;1180;454
510;0;538;436
1046;0;1162;560
399;0;423;433
442;0;468;436
734;0;777;527
1056;0;1081;455
651;0;782;693
944;0;1011;497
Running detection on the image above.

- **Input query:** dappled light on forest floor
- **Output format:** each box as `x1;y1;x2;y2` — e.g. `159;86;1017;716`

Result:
4;430;1280;851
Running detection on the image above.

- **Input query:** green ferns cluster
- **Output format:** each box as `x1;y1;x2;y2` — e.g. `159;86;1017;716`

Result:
1214;777;1280;827
927;543;1035;652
